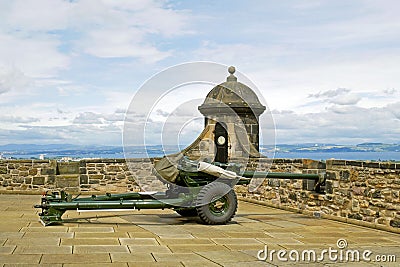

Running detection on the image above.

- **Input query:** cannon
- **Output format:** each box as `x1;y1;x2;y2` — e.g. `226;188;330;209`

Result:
35;157;325;226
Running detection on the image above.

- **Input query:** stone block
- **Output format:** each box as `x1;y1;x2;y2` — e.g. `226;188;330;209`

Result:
42;168;56;175
325;180;333;194
348;213;363;220
302;159;325;169
107;165;121;172
32;176;45;185
380;162;396;169
0;167;7;174
345;160;363;167
80;174;88;184
390;219;400;228
57;162;79;174
331;159;346;166
326;171;338;181
89;174;104;179
17;166;29;171
372;190;382;198
47;175;55;184
302;179;315;191
55;175;80;188
364;162;380;168
352;187;364;195
19;171;29;177
340;170;350;181
7;164;16;169
89;179;100;184
29;168;38;175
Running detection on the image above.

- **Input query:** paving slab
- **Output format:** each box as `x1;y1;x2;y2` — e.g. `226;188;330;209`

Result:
119;237;159;246
168;244;229;253
5;237;60;246
73;245;129;253
0;254;41;264
68;226;115;232
212;237;264;245
158;238;214;245
0;246;15;254
4;265;63;267
197;250;258;263
127;245;171;253
110;252;155;262
75;232;129;238
128;262;183;267
65;264;128;267
152;252;212;263
181;261;222;267
13;245;72;254
40;253;112;264
61;238;120;245
0;194;399;266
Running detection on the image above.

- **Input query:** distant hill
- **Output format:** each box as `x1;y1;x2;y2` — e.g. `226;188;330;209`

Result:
0;143;399;160
262;143;400;153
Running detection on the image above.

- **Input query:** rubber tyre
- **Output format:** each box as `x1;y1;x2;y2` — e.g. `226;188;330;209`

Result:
195;182;237;225
175;208;198;217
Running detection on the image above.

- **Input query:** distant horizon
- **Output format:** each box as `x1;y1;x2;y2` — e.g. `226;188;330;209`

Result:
0;142;399;148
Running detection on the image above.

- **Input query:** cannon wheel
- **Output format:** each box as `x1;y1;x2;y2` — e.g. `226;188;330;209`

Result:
175;208;198;217
195;182;237;225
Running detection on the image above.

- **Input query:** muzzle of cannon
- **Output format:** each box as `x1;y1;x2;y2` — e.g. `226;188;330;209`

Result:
35;158;325;226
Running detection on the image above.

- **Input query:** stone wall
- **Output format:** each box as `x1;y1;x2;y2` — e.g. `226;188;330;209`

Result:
236;159;400;233
0;158;164;193
235;158;326;207
0;158;399;232
325;160;400;229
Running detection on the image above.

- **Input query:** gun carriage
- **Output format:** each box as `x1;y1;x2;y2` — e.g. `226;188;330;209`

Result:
35;157;325;226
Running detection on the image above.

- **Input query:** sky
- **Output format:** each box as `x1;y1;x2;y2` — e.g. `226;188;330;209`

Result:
0;0;399;146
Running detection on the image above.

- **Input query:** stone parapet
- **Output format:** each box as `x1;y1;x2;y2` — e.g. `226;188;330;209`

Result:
0;157;399;232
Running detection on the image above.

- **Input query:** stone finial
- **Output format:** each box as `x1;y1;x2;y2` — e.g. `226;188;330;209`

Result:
227;66;237;82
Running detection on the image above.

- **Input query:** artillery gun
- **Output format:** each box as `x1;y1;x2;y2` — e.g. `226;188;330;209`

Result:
35;157;325;226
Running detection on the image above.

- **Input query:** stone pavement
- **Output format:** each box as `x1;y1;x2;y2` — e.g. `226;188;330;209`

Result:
0;194;399;267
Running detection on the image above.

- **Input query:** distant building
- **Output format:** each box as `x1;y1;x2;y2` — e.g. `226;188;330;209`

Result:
0;153;3;160
60;157;73;162
39;154;45;160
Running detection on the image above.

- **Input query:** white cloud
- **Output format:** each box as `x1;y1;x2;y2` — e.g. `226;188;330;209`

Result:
329;93;361;105
308;88;350;98
73;110;125;125
383;88;397;95
0;33;70;77
0;66;31;94
269;103;400;144
2;0;72;31
387;102;400;120
73;112;103;125
71;0;191;62
0;115;39;124
79;28;171;63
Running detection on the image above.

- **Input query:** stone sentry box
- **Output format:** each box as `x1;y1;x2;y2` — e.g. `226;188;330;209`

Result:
185;66;266;162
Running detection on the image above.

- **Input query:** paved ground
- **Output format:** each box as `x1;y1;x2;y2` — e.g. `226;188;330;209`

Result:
0;194;399;267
